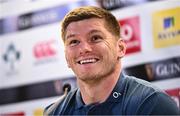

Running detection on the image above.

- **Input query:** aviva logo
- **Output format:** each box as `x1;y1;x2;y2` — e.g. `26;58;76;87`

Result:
164;17;174;29
152;7;180;48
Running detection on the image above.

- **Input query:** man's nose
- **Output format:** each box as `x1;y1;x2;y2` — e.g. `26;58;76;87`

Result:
79;42;92;54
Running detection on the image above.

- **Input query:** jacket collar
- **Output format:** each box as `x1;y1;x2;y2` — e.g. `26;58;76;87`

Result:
75;73;126;109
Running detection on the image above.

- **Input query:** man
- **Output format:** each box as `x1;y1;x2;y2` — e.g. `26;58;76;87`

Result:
44;6;179;115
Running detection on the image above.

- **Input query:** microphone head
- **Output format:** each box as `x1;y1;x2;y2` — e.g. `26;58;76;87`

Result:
63;83;71;93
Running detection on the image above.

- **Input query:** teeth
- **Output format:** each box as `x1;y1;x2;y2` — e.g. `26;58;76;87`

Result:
80;59;97;64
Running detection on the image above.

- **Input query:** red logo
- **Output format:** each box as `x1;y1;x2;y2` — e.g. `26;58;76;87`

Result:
166;88;180;108
0;112;25;116
33;40;56;59
119;16;141;55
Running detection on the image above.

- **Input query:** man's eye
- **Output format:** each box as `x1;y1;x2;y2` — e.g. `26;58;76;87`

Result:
91;35;102;42
69;40;80;46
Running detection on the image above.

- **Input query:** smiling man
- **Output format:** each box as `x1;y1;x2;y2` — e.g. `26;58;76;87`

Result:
44;6;179;115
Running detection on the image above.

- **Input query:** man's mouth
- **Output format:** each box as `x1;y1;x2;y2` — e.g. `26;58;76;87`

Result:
78;58;99;65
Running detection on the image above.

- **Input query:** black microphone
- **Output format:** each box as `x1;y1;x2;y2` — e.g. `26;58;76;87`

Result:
44;83;72;116
63;83;71;95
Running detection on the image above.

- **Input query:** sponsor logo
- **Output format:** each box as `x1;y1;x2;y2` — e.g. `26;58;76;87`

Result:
97;0;148;10
166;88;180;108
2;43;21;76
148;57;180;80
17;6;67;30
152;7;180;48
0;77;76;104
0;19;3;34
33;108;43;116
0;111;25;116
33;39;58;65
119;16;141;54
123;57;180;81
154;62;180;78
164;17;174;29
0;0;97;35
113;92;121;98
97;0;123;10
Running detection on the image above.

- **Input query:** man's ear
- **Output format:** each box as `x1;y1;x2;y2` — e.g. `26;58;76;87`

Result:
117;39;126;59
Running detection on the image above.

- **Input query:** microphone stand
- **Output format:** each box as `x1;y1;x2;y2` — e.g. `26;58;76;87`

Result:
44;83;71;116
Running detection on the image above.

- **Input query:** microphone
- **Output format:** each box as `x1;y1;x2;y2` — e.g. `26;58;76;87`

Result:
44;83;71;116
63;83;71;95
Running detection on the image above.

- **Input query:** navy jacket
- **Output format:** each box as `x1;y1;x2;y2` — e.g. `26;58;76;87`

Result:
44;73;180;115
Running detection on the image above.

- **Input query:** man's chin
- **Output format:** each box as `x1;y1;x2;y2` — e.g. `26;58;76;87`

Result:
77;73;104;83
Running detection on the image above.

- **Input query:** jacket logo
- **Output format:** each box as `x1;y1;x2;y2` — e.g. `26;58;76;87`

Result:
113;92;121;98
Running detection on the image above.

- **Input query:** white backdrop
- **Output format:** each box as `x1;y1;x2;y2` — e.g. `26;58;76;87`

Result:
0;0;179;115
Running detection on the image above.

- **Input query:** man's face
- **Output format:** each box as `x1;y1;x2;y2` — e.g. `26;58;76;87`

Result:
64;18;124;82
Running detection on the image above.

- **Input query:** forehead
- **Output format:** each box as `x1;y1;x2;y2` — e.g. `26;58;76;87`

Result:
65;18;107;37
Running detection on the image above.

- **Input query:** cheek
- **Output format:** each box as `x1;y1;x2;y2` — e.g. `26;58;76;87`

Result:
102;42;116;54
105;44;118;60
65;49;73;65
65;48;77;65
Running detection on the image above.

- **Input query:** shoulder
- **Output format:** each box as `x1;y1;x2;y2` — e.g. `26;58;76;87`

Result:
123;75;162;97
44;89;77;115
137;91;180;115
122;75;179;115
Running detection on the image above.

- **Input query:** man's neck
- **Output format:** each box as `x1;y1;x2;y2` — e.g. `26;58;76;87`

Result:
77;64;121;105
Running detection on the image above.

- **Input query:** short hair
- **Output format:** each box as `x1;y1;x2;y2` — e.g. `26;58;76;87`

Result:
61;6;120;42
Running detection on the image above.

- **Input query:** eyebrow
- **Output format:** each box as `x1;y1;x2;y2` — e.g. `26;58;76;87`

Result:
88;30;102;36
65;29;103;40
65;34;76;40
